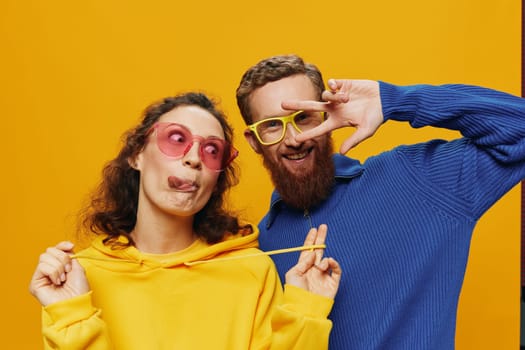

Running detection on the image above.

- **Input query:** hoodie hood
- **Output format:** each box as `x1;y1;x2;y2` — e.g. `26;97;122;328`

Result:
73;229;260;272
73;228;325;273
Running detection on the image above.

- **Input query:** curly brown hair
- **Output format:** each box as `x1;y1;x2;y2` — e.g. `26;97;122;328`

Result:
236;54;325;125
79;92;251;247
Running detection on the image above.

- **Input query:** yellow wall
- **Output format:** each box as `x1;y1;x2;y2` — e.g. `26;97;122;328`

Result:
2;0;520;348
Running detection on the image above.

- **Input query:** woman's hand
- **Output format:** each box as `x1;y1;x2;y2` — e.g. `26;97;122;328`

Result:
285;225;342;299
29;241;90;306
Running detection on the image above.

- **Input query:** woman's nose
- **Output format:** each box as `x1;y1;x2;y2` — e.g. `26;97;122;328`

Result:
182;142;202;169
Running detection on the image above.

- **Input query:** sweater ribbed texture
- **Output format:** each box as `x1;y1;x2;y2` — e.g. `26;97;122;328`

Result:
258;82;525;349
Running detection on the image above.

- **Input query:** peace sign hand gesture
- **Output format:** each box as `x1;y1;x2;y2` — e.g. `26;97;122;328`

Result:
285;224;342;299
283;79;383;154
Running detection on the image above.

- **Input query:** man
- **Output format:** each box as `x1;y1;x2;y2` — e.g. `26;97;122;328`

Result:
235;54;525;349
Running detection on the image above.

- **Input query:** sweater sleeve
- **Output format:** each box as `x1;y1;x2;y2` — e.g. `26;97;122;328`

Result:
270;284;334;349
41;292;113;350
250;262;334;350
379;82;525;217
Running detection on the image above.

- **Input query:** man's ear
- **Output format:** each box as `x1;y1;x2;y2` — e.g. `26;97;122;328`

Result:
244;129;262;154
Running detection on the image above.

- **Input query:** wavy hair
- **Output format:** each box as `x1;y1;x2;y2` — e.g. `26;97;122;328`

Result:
236;54;325;125
79;93;251;247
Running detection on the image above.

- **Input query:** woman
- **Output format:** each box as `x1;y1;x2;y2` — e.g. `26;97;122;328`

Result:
29;92;341;349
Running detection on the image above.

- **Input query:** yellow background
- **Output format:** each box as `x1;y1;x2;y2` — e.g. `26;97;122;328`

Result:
1;0;521;348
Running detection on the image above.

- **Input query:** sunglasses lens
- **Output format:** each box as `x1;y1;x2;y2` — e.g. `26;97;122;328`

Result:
293;111;324;131
255;119;284;144
199;139;227;171
156;124;191;157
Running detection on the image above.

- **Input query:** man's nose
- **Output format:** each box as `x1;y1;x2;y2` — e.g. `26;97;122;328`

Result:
282;123;302;147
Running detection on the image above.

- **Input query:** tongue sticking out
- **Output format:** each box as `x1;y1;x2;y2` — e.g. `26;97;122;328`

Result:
168;176;197;191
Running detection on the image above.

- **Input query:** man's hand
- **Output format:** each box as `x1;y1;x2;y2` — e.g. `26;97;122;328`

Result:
282;79;383;154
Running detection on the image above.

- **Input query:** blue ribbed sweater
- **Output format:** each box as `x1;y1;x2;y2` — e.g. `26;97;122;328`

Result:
258;82;525;349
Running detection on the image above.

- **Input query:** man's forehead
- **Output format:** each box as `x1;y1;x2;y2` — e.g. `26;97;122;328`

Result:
249;75;317;120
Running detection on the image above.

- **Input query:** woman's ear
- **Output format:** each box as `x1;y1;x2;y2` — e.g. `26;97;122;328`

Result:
128;154;142;170
244;129;262;154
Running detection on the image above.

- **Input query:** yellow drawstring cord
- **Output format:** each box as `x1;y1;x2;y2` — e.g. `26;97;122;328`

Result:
184;244;326;266
70;244;326;267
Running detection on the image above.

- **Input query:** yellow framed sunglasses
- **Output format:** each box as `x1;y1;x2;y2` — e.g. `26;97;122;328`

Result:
247;110;325;146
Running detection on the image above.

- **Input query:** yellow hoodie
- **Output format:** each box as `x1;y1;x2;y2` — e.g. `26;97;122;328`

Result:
41;229;334;349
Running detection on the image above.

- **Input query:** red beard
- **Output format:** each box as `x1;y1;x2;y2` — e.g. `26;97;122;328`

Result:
261;137;335;210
